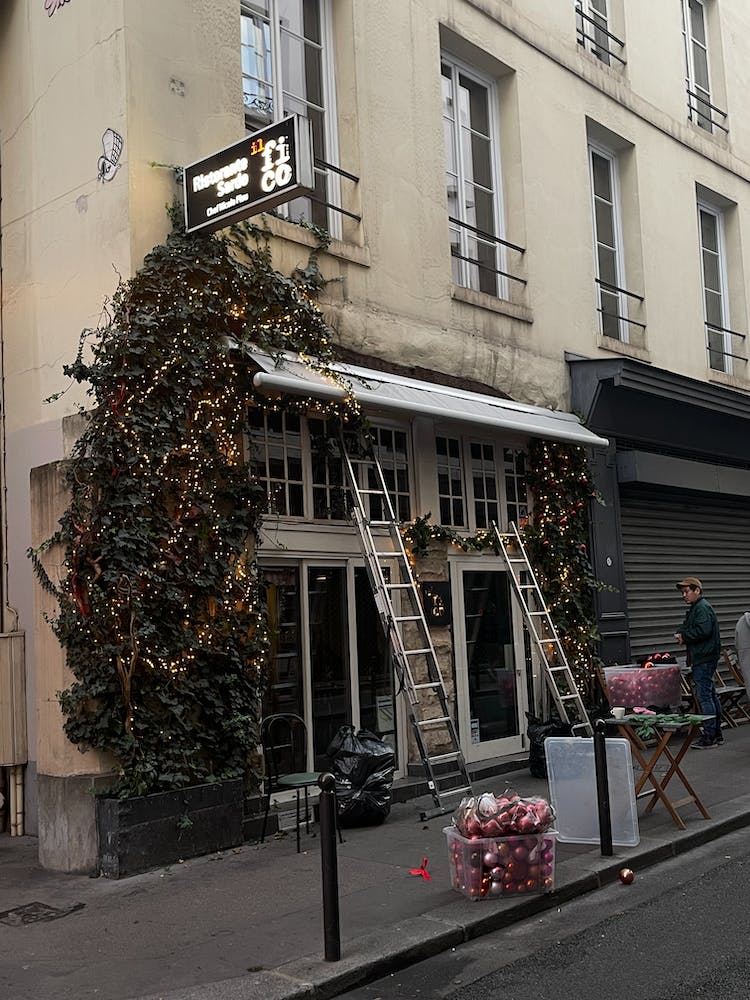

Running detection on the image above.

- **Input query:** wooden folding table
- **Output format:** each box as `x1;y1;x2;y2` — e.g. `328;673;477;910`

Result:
606;714;713;830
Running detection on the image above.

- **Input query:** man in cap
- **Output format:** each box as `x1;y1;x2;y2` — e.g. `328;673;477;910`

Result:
674;577;722;748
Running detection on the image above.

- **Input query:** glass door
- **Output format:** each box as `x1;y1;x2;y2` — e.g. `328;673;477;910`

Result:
454;566;526;760
354;567;398;763
308;566;350;769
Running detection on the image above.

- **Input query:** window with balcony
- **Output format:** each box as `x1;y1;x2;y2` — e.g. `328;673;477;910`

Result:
575;1;625;66
681;0;727;134
241;1;356;234
698;202;743;374
589;145;628;341
441;55;524;300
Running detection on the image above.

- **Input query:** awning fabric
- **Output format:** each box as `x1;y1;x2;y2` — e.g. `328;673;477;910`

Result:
250;349;609;448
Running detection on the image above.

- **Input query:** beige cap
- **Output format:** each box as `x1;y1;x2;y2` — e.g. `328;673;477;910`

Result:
676;577;702;590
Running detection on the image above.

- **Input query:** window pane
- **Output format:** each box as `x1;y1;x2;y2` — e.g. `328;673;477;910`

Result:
700;210;718;252
595;199;615;248
690;0;707;46
597;245;618;286
591;152;612;200
702;250;720;292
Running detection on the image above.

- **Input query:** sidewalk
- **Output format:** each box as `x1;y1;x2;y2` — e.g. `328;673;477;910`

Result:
3;725;750;1000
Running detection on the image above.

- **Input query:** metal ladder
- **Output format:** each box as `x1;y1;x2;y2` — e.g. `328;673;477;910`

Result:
491;521;592;737
340;431;473;820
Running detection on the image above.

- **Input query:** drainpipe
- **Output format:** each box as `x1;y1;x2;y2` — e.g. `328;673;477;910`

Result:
0;143;24;836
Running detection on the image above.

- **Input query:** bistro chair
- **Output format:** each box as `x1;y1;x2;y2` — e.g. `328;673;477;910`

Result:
259;713;322;853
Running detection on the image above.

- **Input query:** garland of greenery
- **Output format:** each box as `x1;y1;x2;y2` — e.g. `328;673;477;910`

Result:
30;212;357;798
521;439;603;697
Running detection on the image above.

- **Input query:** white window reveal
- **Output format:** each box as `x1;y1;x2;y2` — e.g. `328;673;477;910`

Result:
240;1;341;232
698;204;732;373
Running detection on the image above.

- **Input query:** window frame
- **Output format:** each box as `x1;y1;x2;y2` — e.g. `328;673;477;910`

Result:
577;0;611;65
681;0;713;132
435;432;528;533
588;141;628;342
697;200;732;374
441;52;507;301
240;0;342;236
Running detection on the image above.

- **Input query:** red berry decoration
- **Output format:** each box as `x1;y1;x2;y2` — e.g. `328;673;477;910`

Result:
619;868;635;885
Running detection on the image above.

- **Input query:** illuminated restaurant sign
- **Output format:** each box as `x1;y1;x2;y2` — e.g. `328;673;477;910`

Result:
183;116;313;234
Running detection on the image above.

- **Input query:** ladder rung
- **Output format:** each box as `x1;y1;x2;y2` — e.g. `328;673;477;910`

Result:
427;752;461;764
417;716;451;726
394;615;422;622
385;582;412;589
413;681;441;690
403;648;432;656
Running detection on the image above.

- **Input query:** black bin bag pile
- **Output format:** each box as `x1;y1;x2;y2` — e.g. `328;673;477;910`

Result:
326;726;396;827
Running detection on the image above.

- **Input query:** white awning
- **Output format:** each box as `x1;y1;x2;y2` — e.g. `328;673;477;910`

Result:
250;349;609;448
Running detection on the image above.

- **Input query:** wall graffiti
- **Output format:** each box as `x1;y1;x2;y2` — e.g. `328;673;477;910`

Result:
44;0;72;16
98;128;123;182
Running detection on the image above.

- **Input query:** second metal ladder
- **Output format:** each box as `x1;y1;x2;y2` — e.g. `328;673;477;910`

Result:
491;521;592;737
341;431;473;820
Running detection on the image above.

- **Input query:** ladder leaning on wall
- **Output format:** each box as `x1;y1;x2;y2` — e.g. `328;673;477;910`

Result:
340;432;473;821
491;521;592;737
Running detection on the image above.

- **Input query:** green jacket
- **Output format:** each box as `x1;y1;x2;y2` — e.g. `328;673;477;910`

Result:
680;596;721;666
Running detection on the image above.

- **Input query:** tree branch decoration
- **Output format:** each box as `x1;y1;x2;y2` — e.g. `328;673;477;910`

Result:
30;212;358;798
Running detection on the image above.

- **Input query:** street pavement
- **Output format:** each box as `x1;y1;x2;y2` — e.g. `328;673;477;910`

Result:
2;724;750;1000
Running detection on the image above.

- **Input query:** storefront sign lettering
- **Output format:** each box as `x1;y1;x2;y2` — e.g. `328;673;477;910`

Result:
183;116;313;235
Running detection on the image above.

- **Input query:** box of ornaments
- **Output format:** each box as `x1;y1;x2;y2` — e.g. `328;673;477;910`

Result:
444;790;556;901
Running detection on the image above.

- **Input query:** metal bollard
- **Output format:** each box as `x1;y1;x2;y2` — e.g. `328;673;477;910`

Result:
318;772;341;961
593;719;613;857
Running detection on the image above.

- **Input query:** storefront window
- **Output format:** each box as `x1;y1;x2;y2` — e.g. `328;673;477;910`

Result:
503;448;528;527
355;568;397;760
309;417;348;520
248;409;304;516
470;441;499;529
262;567;303;718
462;570;518;743
436;435;465;526
308;567;350;767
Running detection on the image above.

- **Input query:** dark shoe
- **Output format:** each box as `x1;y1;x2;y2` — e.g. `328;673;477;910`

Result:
691;735;717;749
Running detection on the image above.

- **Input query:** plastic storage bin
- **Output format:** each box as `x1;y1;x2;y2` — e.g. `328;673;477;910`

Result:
545;736;640;846
444;826;556;900
602;664;682;709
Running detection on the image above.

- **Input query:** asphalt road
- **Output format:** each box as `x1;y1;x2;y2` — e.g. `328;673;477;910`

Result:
340;827;750;999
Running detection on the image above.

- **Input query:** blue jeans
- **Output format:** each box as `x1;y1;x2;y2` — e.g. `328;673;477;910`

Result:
692;661;722;740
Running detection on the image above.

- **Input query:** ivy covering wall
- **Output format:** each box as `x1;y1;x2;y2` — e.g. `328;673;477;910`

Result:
31;218;356;798
31;214;603;799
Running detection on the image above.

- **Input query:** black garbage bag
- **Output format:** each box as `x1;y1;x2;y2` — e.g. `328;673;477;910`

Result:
526;712;572;779
326;726;396;827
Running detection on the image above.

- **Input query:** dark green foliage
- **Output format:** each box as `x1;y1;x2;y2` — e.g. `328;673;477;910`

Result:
521;439;603;697
31;218;349;798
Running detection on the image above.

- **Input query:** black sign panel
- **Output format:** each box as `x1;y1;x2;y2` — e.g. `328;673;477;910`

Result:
183;116;314;234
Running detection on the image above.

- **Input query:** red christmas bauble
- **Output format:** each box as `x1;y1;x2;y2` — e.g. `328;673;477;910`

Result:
619;868;635;885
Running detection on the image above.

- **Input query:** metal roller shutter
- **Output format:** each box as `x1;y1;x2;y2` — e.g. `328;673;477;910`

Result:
619;485;750;660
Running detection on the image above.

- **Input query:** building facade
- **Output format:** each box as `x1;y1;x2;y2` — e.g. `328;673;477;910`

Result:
2;0;750;868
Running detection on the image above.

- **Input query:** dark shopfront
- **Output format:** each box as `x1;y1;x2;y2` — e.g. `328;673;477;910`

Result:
569;356;750;663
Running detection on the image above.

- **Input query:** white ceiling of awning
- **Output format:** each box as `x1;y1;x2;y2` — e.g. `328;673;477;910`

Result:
250;349;609;448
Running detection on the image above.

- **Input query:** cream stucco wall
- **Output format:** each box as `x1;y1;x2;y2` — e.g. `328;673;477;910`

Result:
5;0;750;838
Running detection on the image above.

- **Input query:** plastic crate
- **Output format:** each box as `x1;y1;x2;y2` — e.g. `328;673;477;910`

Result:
602;664;682;710
444;826;555;900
